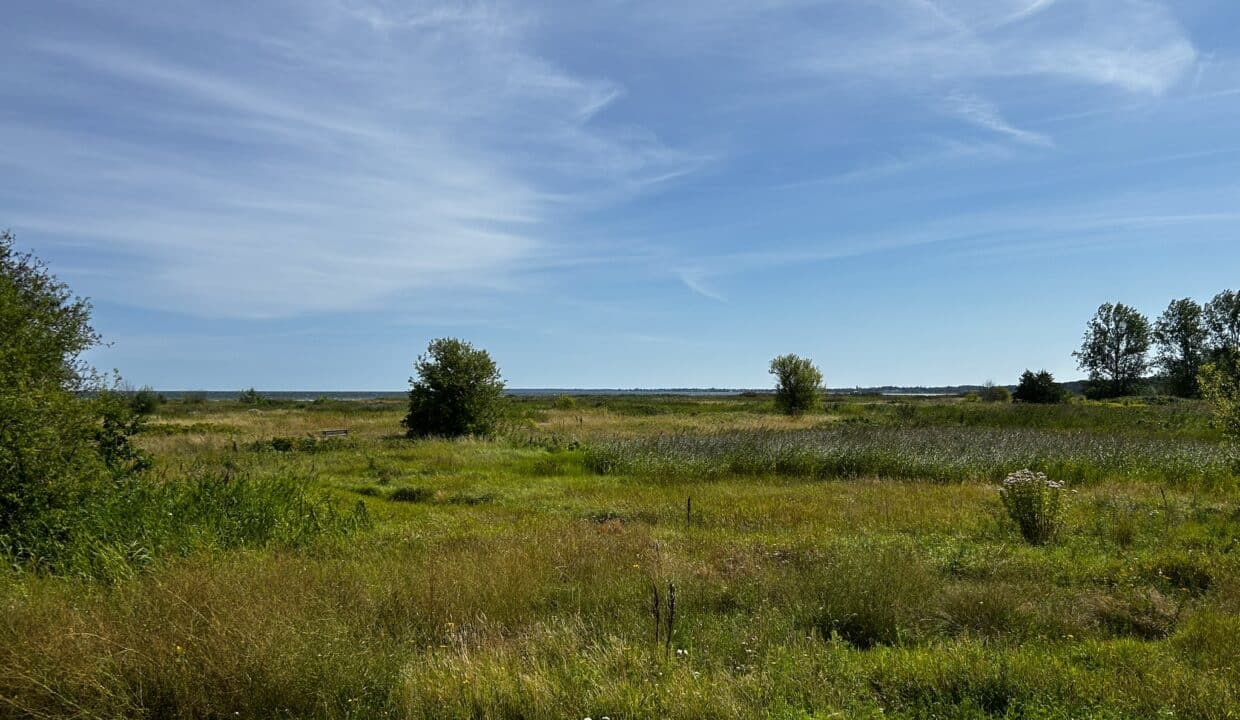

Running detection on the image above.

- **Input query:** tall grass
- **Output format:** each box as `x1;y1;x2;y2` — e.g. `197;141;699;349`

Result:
2;467;369;580
583;425;1237;487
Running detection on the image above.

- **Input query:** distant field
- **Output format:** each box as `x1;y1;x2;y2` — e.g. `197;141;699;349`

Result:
4;394;1239;718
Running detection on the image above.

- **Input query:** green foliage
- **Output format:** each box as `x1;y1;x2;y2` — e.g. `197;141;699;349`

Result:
998;469;1063;545
1199;360;1240;442
404;338;506;437
4;397;1240;718
389;486;433;503
1154;298;1207;398
238;387;270;407
769;353;823;416
1012;369;1068;404
1204;289;1240;353
5;469;369;580
128;385;165;415
92;390;152;477
0;230;99;392
808;541;941;647
0;230;145;555
1074;302;1152;399
978;382;1010;403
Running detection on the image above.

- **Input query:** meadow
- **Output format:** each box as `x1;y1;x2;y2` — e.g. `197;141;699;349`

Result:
3;394;1240;719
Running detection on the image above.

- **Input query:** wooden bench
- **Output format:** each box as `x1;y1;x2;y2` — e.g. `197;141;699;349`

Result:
319;428;349;438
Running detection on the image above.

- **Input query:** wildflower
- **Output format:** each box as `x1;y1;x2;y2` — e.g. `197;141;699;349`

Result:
999;469;1063;545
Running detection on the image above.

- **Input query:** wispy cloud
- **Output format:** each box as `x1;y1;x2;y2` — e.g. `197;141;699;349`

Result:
3;1;700;318
944;92;1055;147
0;0;1214;324
676;269;728;302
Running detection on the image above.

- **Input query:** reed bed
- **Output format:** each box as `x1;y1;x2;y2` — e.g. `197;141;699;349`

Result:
584;425;1238;487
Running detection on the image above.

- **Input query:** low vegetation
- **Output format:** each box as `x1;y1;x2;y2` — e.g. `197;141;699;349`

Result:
3;393;1240;718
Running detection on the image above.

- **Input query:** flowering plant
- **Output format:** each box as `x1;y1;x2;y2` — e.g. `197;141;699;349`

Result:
999;469;1062;545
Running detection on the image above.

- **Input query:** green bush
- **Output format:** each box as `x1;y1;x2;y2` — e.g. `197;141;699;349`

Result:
403;338;505;437
128;386;165;415
978;383;1011;403
1012;369;1068;404
1199;358;1240;442
1;231;146;556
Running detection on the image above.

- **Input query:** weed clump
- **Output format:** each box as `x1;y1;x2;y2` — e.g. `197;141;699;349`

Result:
389;487;433;503
999;469;1063;545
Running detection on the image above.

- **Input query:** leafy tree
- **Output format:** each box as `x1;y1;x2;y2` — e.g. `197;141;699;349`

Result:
1012;369;1068;404
0;230;144;548
1153;298;1207;398
403;338;505;437
769;354;823;416
1204;290;1240;355
1073;302;1151;399
1200;290;1240;441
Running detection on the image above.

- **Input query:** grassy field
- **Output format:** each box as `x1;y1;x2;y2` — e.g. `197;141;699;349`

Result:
4;394;1240;719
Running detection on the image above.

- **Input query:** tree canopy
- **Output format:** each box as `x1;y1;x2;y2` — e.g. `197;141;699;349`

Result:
403;338;506;437
1073;302;1151;399
1;230;143;548
1153;298;1207;398
1012;369;1067;404
769;354;823;416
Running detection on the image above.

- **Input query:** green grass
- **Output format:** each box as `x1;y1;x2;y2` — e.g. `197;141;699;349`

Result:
2;395;1239;718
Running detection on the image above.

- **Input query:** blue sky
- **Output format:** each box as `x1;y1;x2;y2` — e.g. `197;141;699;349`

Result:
4;0;1240;389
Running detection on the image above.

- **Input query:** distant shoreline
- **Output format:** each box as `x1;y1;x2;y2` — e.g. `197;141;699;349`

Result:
151;387;995;401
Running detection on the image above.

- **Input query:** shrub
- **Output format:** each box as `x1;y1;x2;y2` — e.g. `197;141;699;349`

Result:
1;231;145;557
1012;369;1067;404
238;387;270;407
998;469;1063;545
979;382;1011;403
769;353;823;416
1199;359;1240;442
403;338;505;437
128;386;165;415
